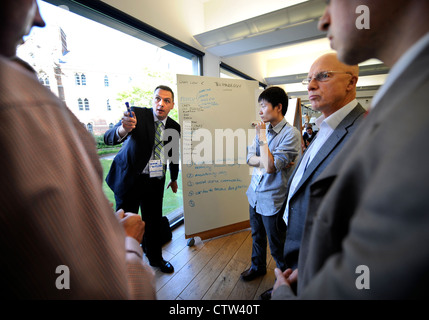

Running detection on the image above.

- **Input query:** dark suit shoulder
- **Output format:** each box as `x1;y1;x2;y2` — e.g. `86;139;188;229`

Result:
131;106;152;118
310;104;366;185
166;116;181;132
346;103;366;124
334;103;365;135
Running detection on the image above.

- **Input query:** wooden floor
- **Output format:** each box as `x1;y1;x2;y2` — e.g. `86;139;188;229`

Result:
147;222;276;300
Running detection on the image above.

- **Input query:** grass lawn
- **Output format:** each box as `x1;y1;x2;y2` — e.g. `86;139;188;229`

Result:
100;159;183;216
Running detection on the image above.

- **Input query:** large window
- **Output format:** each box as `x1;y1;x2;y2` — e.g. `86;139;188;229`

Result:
17;0;204;224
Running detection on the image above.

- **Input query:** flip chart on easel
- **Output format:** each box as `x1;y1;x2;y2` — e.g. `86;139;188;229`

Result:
177;75;302;240
177;74;259;239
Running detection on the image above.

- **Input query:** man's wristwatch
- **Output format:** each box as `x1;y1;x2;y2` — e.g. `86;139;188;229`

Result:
258;140;267;146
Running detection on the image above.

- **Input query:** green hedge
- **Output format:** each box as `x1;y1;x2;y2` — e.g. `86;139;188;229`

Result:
94;135;122;156
94;135;119;149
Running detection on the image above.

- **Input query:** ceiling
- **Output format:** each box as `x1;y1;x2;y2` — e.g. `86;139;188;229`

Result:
194;0;388;105
195;0;327;57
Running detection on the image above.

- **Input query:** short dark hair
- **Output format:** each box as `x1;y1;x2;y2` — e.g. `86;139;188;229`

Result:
155;85;174;102
258;86;288;116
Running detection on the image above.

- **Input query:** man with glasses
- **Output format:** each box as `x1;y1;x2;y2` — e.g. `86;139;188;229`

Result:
261;52;365;299
284;51;365;271
273;0;429;300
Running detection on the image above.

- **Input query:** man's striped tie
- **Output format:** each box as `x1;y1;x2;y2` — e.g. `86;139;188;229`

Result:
154;121;165;176
154;121;163;160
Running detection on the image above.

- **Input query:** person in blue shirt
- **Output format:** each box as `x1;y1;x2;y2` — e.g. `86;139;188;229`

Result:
241;86;302;281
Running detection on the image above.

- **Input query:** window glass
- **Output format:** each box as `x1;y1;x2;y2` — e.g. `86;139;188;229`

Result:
16;0;200;221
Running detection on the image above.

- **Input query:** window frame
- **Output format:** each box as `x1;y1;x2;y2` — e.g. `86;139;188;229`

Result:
75;73;80;85
84;98;89;111
81;73;86;86
78;98;83;110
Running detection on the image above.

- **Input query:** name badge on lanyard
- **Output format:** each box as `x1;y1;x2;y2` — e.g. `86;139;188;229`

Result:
149;160;163;178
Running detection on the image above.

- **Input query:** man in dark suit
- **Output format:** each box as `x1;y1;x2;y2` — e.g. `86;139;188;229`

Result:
261;53;365;299
273;0;429;299
104;85;180;273
302;124;317;149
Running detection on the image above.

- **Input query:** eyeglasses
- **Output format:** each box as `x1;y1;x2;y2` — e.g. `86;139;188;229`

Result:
302;71;352;86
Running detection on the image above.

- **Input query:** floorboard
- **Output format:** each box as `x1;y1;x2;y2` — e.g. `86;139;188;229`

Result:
153;223;277;300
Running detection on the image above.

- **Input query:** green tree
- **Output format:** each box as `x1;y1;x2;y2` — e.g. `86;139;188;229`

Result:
116;67;178;122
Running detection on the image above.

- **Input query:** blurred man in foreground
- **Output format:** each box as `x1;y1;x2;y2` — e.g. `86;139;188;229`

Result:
273;0;429;299
0;0;155;299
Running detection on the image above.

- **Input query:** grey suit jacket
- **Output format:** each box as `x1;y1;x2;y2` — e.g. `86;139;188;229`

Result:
273;42;429;299
284;103;366;270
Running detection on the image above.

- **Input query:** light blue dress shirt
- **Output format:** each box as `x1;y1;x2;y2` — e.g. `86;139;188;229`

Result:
246;117;302;216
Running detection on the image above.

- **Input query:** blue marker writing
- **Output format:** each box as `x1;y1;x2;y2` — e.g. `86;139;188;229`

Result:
125;102;133;117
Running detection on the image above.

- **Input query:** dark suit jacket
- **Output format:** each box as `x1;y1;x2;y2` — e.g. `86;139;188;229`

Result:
273;42;429;299
104;107;181;197
284;103;365;269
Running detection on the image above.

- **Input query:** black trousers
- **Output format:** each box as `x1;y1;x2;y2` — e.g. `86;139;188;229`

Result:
249;205;286;272
115;174;165;263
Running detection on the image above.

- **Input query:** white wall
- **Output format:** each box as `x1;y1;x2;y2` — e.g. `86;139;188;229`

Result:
223;53;267;83
203;51;221;77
